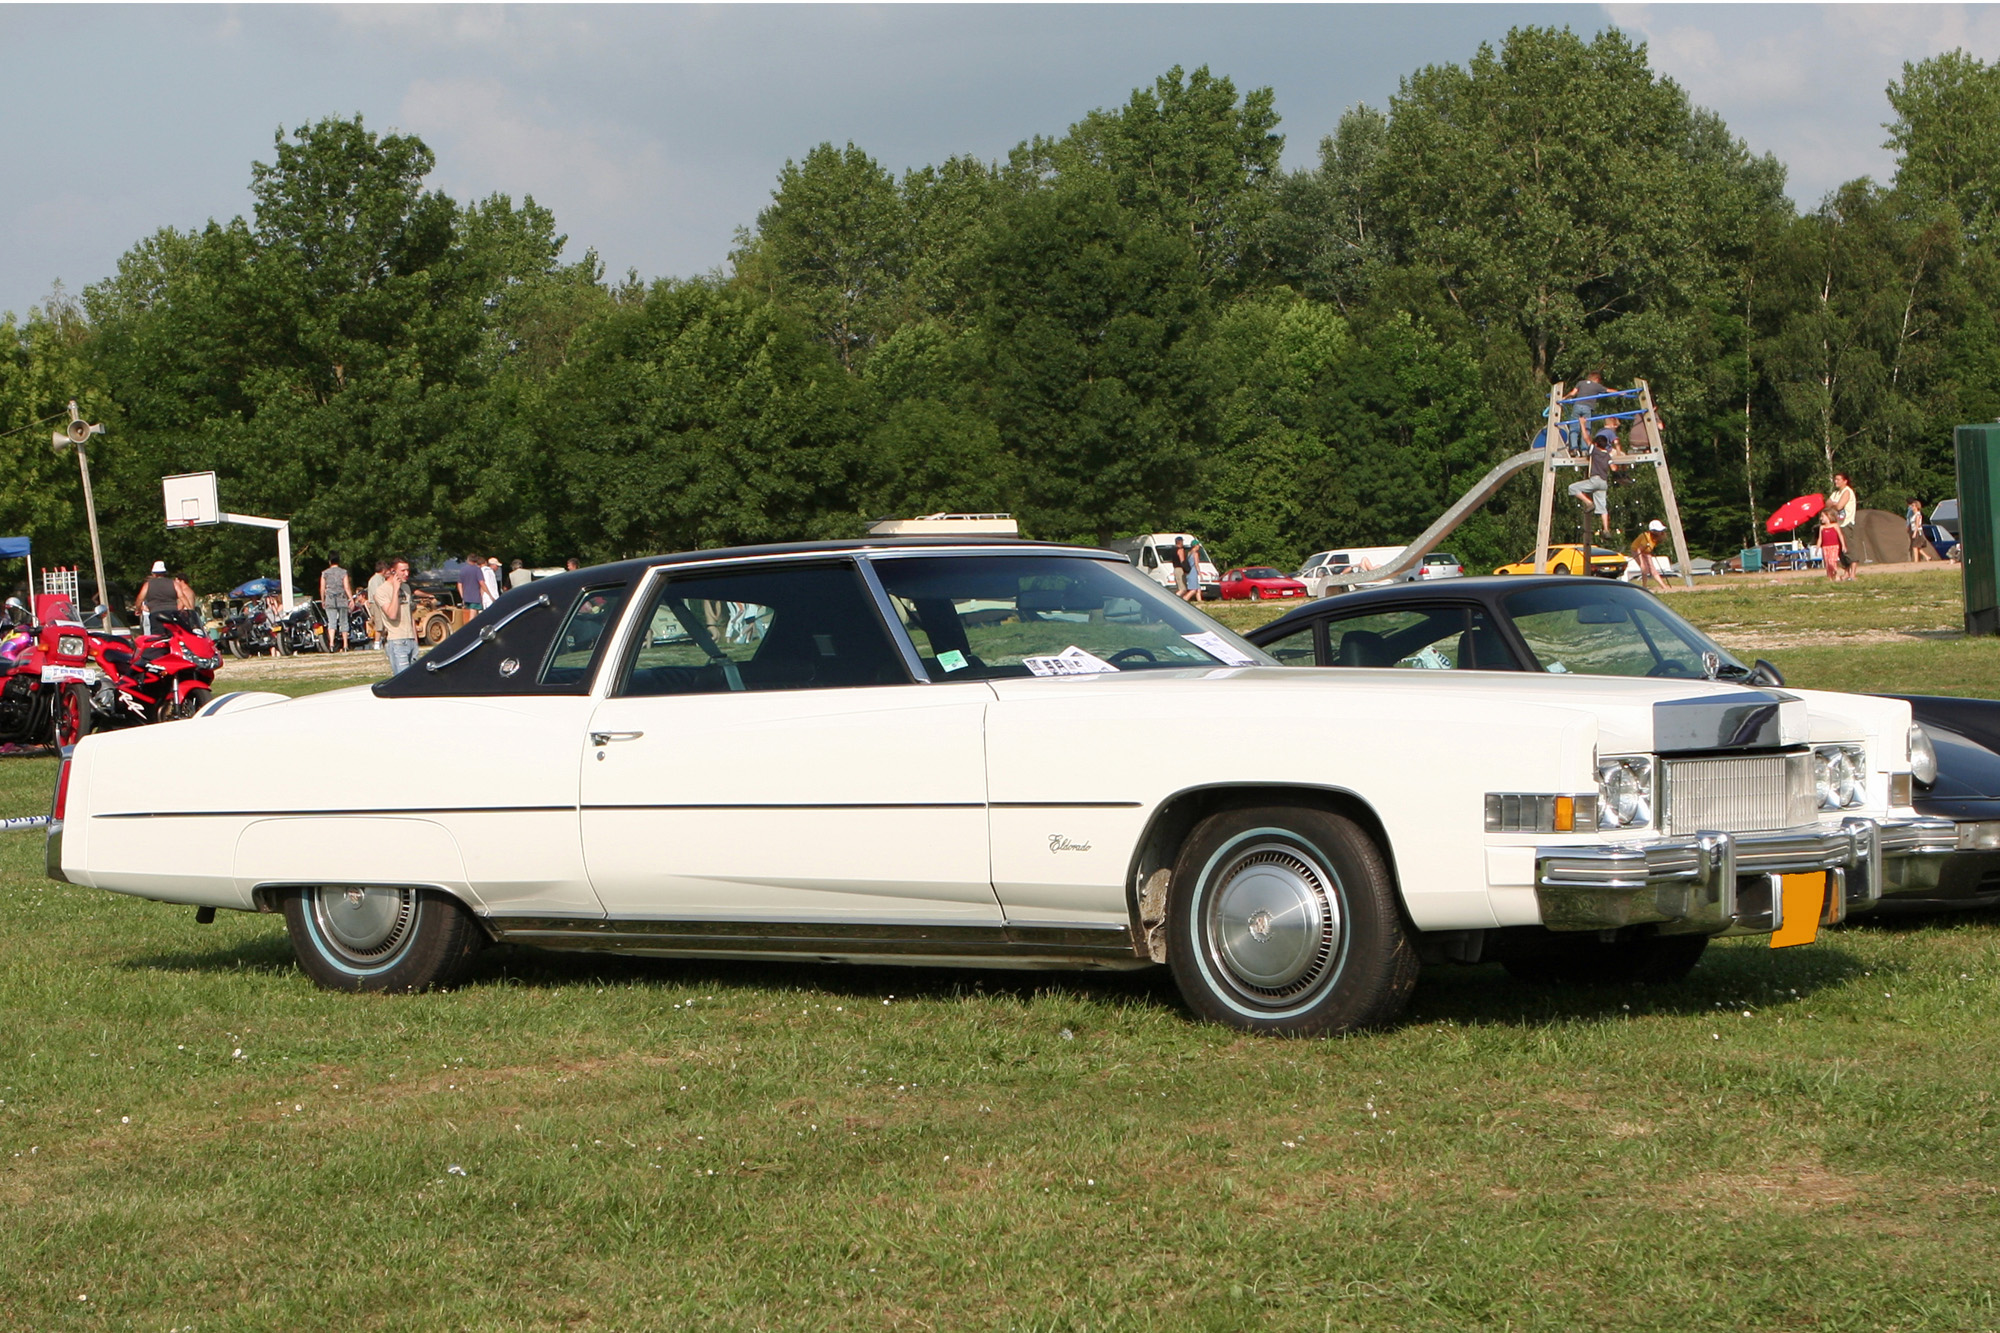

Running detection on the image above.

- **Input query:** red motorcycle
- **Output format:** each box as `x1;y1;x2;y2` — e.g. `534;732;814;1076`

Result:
0;622;89;747
38;617;221;735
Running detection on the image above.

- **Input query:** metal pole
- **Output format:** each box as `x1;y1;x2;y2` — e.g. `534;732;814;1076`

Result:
1534;383;1564;574
277;522;294;612
74;442;109;616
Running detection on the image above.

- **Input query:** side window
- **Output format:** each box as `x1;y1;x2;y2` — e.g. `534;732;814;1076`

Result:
1260;624;1320;667
1324;606;1519;671
539;584;634;688
616;563;907;697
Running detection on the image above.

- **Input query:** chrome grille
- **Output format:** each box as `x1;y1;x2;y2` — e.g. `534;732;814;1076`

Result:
1660;753;1815;835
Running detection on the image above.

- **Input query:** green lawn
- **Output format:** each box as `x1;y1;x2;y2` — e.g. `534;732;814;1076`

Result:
5;576;2000;1329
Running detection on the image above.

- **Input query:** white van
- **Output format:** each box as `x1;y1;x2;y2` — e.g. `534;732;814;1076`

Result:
1109;533;1220;598
1296;546;1405;597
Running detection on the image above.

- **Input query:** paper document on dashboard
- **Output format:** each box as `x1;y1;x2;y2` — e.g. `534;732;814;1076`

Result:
1183;631;1257;666
1022;645;1120;677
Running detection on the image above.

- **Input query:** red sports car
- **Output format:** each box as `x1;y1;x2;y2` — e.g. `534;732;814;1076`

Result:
1218;566;1308;601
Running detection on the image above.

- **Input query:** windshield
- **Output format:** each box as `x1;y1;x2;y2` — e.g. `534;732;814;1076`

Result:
871;554;1274;681
1240;568;1283;579
1504;583;1747;679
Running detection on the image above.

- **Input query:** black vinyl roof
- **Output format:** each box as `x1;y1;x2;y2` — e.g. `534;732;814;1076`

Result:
1250;574;1636;638
373;538;1114;699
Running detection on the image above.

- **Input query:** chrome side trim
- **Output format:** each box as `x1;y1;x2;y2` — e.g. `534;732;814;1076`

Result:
1534;815;1956;935
483;915;1139;961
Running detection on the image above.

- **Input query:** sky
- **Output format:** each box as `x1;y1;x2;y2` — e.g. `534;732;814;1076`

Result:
3;3;1998;321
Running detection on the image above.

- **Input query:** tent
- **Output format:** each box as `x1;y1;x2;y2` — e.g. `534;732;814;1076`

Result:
1849;509;1911;564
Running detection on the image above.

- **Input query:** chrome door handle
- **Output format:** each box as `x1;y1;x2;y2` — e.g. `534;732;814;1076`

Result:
590;730;645;746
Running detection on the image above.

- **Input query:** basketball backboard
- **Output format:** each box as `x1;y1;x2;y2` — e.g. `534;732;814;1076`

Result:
162;472;220;528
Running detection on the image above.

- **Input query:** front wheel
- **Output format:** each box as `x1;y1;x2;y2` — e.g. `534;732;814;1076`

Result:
52;682;91;747
281;886;486;993
1249;587;1263;601
175;687;212;720
1167;805;1418;1036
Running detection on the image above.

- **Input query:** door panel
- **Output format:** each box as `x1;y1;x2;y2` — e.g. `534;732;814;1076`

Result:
581;685;1000;921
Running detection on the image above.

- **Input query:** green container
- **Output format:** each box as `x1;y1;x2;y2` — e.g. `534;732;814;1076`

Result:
1957;423;2000;634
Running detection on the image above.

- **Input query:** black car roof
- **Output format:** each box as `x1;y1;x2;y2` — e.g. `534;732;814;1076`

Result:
1248;574;1628;639
373;538;1117;699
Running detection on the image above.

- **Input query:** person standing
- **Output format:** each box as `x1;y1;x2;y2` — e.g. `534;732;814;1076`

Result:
1186;540;1211;602
1169;537;1194;601
1908;498;1942;562
481;557;502;608
133;560;177;636
376;557;418;674
1828;472;1859;580
507;558;532;590
170;572;197;632
364;560;387;651
456;554;484;611
1630;520;1669;592
320;555;352;652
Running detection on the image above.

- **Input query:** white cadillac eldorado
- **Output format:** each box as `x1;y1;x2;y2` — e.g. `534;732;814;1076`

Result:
47;540;1955;1035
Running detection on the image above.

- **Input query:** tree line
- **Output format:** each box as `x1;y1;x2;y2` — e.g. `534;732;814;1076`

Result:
1;26;1995;597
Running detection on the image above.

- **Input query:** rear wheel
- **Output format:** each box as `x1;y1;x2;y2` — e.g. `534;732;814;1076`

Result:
1502;934;1708;986
281;886;485;993
52;682;91;747
1167;805;1418;1036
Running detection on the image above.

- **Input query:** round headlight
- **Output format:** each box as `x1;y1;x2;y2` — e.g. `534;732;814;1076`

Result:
1910;723;1939;786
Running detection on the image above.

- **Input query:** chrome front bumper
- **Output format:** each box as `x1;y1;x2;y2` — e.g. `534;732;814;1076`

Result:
1535;816;1958;935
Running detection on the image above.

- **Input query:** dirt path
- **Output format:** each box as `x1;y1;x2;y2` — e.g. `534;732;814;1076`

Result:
213;649;390;685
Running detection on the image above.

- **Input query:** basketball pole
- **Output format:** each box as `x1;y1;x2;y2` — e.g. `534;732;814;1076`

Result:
163;471;295;613
53;404;109;618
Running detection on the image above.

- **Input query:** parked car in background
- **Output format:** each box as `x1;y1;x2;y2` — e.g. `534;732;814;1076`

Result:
1217;566;1308;601
1108;533;1219;599
1244;574;1980;913
1297;546;1404;597
53;541;1949;1029
1404;553;1464;581
1494;545;1629;578
1932;499;1960;538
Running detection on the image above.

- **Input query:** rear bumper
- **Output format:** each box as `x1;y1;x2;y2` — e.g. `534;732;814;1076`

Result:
1535;816;1957;936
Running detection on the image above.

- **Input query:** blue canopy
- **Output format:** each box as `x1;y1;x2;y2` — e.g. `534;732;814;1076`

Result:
0;537;29;559
230;577;282;598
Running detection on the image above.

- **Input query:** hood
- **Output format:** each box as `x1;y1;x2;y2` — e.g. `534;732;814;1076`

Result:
984;667;1836;756
1918;723;2000;805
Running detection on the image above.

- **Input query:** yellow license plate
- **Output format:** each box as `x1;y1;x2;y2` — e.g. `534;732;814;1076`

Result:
1770;872;1828;948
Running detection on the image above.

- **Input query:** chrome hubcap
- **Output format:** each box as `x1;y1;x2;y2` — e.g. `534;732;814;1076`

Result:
1206;842;1340;1001
311;886;418;964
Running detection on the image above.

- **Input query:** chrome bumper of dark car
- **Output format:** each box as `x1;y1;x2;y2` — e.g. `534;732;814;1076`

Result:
1535;816;1957;935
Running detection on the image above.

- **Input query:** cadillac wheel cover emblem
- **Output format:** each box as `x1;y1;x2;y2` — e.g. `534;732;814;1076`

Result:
498;657;520;677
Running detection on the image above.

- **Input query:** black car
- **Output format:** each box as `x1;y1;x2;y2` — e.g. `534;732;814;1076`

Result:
1244;575;1995;911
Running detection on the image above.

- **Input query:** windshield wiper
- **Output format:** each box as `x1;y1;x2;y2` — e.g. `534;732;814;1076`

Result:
423;594;553;672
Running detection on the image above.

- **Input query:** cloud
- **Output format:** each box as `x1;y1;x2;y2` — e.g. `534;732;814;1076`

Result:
1606;3;2000;201
397;76;678;223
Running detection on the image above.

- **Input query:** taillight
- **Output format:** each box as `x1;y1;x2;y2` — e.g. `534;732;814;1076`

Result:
51;752;71;824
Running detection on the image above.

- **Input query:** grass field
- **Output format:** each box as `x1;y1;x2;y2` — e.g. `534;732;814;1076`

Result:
5;576;2000;1330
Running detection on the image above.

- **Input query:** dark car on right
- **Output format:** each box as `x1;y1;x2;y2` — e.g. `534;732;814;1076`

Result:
1244;574;1997;912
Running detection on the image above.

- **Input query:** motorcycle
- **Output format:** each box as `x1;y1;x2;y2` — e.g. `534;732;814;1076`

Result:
0;622;87;747
39;616;221;731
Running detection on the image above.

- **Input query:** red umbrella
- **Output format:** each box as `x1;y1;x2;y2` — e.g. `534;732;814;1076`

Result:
1765;493;1826;534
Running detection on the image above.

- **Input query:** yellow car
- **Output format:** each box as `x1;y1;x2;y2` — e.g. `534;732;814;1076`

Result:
1493;544;1630;578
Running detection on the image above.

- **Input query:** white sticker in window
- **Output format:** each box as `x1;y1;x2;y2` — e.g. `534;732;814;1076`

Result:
1022;645;1120;677
1182;631;1257;667
937;649;967;673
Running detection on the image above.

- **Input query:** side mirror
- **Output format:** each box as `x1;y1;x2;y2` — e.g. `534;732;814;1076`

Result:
1749;659;1785;687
